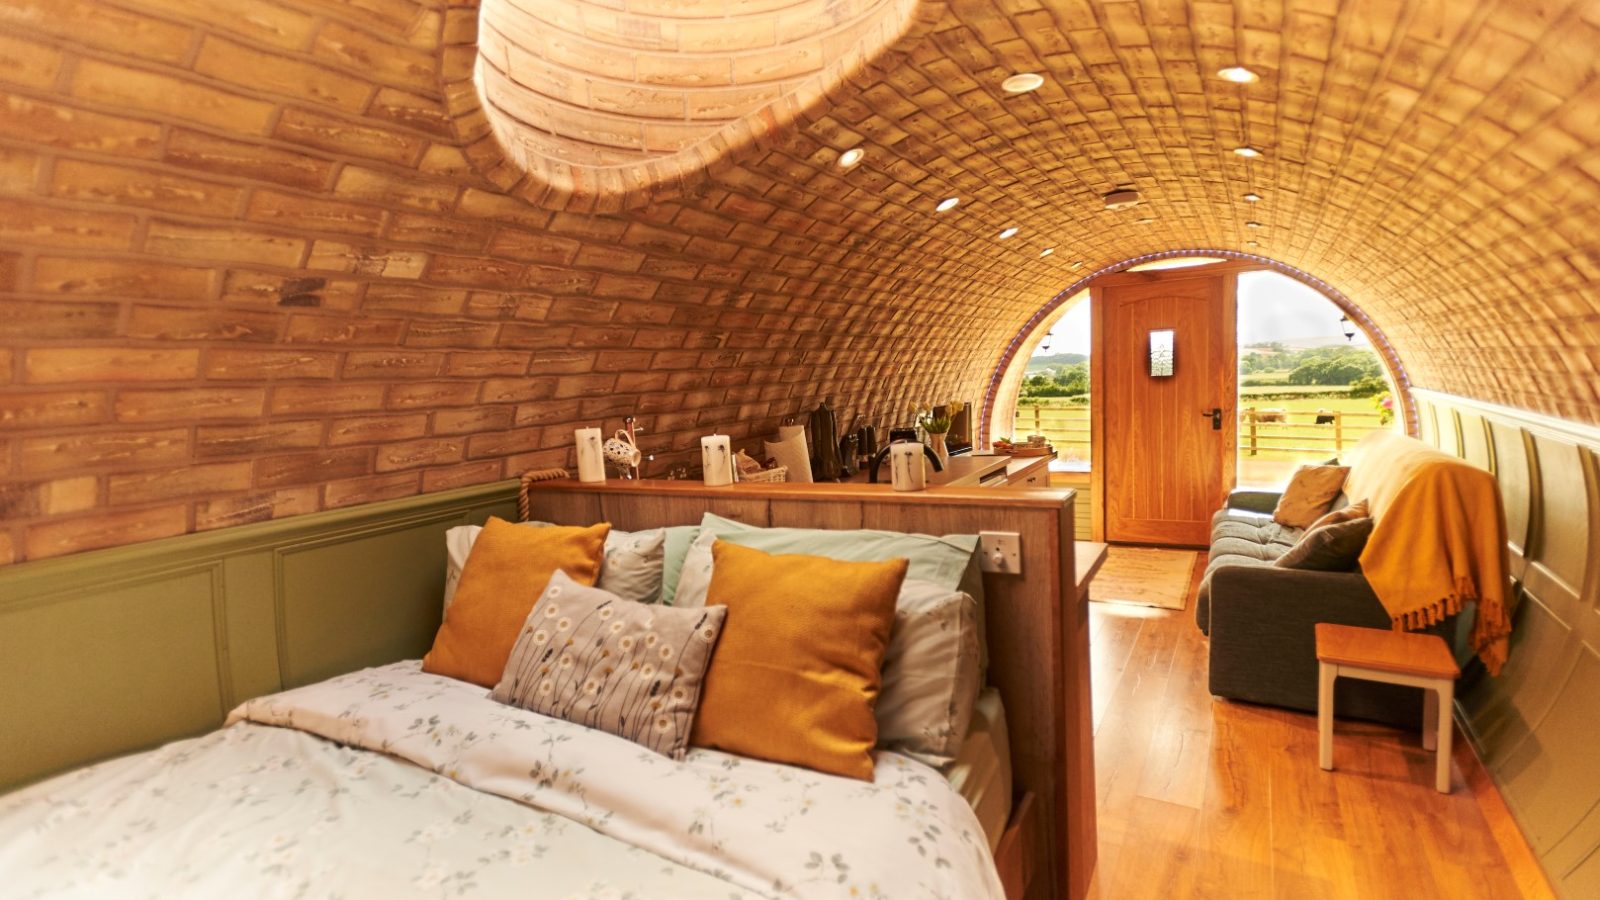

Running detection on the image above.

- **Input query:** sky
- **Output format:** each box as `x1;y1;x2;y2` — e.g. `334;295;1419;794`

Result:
1033;268;1368;357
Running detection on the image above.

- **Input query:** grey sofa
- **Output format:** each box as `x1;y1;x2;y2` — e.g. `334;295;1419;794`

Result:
1196;489;1454;727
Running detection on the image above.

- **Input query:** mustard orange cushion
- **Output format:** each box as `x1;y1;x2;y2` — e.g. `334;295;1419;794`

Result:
690;541;908;781
422;517;609;687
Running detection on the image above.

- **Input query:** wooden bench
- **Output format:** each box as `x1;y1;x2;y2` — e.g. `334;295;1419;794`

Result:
1315;623;1461;793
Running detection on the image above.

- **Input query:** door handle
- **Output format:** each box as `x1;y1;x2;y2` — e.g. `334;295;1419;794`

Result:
1201;408;1222;430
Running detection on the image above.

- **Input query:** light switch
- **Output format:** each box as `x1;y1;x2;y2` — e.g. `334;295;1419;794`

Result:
978;531;1021;574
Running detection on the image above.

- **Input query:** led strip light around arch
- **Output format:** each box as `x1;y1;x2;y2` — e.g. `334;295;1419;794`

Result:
980;248;1418;444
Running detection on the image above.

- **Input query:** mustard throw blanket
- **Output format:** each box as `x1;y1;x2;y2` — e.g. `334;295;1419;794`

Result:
1346;431;1513;675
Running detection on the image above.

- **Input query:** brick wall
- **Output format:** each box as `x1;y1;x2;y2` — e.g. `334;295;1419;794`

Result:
2;0;1598;565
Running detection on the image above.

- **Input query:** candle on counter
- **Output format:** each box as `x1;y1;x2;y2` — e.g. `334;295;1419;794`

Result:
575;427;605;483
701;434;733;487
889;442;927;492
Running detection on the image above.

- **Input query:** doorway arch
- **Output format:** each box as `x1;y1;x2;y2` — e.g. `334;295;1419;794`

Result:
983;249;1418;445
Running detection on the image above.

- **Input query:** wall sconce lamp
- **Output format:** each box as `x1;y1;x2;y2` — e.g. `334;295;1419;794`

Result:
1340;314;1356;341
1149;329;1175;377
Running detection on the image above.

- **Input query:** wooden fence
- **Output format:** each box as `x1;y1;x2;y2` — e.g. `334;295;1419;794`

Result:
1011;402;1389;466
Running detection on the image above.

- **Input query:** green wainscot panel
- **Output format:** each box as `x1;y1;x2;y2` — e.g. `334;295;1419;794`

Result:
0;568;227;790
277;518;455;688
0;481;519;792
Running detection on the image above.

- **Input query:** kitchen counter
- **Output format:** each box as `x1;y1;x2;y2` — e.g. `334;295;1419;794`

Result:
840;450;1055;487
841;452;1010;487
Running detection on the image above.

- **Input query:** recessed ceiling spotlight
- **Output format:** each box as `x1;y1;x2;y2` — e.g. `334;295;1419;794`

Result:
1039;247;1054;258
936;196;960;212
1135;216;1155;224
1233;146;1263;158
1001;72;1045;94
837;147;864;168
1246;240;1260;246
1217;66;1258;83
1103;188;1141;210
1243;192;1262;202
998;227;1019;239
1070;261;1085;270
1245;220;1263;228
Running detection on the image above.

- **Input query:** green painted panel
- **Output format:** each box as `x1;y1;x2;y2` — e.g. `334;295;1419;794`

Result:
0;480;519;793
277;520;452;688
1500;647;1600;853
223;552;283;705
1;569;226;790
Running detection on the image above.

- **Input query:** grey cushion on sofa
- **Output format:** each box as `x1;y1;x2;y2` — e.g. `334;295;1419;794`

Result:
1275;518;1372;571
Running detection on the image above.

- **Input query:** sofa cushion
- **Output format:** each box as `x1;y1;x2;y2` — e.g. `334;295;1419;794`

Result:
1210;536;1287;562
1275;517;1373;571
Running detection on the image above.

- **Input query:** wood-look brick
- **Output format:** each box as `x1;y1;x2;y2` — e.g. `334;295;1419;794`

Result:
374;437;464;471
33;257;214;300
51;158;246;216
0;198;138;250
421;459;503;492
21;427;189;473
194;486;319;531
114;387;268;422
145;220;306;268
254;446;372;487
195;35;373;113
0;301;121;341
268;384;386;415
203;349;340;380
126;305;283;343
71;59;276;133
322;471;418;509
24;504;188;561
326;413;429;446
108;461;252;505
25;348;200;384
246;191;386;237
0;476;98;518
195;420;324;458
0;96;163;159
275;106;427;166
0;390;107;428
166;128;335;191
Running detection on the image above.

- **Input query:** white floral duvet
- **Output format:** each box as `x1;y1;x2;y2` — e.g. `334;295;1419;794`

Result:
0;661;1004;900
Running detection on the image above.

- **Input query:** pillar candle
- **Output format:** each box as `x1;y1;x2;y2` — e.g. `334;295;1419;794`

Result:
575;427;605;483
701;435;733;487
889;442;927;492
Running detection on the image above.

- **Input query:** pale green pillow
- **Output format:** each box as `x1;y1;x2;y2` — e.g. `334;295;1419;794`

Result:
658;525;702;605
673;514;987;671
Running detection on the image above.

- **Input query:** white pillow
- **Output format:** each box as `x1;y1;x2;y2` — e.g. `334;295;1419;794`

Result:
675;528;981;765
877;580;983;766
443;523;666;609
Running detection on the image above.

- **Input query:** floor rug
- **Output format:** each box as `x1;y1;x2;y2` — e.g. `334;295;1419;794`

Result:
1091;547;1199;611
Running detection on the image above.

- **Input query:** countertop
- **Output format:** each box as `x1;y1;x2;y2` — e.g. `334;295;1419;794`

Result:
839;451;1052;486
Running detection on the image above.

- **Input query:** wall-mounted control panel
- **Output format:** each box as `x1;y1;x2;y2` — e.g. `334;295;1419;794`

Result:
978;531;1022;574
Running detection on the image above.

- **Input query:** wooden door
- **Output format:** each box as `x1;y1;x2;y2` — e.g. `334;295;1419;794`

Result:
1096;272;1235;545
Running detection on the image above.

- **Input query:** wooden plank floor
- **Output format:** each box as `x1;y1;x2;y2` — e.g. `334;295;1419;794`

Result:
1086;551;1552;900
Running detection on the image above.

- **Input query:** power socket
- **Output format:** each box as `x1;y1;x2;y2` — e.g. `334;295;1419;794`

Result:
978;531;1022;574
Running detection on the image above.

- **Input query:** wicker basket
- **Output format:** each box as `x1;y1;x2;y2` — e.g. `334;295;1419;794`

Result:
739;466;789;484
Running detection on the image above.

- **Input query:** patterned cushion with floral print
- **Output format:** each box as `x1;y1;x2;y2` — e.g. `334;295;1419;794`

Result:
490;570;727;759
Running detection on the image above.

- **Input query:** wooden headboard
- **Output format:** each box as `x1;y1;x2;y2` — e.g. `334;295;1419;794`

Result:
521;478;1095;900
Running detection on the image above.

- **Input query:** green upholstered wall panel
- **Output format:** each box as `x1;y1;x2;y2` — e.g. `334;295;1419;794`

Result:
0;481;517;792
1413;389;1600;900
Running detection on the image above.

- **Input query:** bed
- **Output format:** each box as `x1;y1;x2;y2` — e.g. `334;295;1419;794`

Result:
0;477;1089;900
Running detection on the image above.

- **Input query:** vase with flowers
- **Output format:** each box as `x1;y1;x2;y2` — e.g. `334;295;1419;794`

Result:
916;400;962;468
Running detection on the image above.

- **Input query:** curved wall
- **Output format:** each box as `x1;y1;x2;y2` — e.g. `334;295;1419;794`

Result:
0;0;1596;569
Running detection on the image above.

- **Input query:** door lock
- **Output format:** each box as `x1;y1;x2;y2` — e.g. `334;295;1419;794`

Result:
1201;407;1222;430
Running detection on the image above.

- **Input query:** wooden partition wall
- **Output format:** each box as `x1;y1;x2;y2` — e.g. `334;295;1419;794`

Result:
1413;389;1600;898
522;479;1092;900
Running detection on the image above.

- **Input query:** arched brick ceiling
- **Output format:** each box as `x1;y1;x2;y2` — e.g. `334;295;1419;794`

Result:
0;0;1596;561
474;0;928;210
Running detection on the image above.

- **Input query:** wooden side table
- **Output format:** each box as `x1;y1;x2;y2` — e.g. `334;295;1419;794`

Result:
1315;623;1462;793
